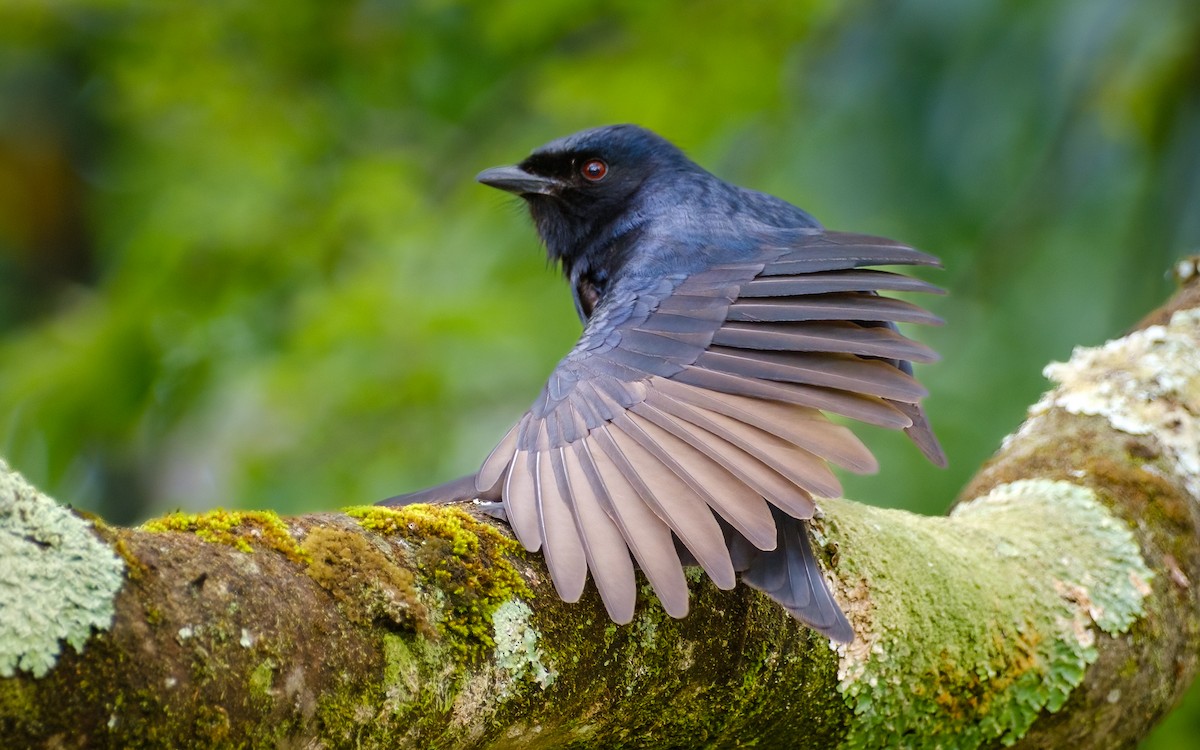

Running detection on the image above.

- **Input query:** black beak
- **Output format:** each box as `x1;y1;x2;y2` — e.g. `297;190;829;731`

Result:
476;165;559;196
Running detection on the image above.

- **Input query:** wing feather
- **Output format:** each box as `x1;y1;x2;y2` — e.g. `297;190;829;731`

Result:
539;451;588;601
503;450;541;551
559;445;637;622
674;366;912;429
592;425;735;589
650;377;879;473
761;231;941;273
726;293;943;325
635;395;815;520
652;293;738;320
695;348;928;402
892;399;949;468
742;270;943;296
634;310;727;336
618;328;711;359
712;321;939;362
640;392;840;502
614;410;777;553
477;421;521;493
582;438;690;617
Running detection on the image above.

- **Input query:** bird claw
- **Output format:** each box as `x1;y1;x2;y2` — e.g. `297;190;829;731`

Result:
473;499;509;523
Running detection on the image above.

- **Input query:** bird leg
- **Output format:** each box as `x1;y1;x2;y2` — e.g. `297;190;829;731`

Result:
378;473;508;521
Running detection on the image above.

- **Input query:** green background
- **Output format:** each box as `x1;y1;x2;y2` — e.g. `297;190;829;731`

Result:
1;1;1197;745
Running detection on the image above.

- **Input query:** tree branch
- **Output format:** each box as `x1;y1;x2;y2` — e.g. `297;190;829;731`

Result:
3;265;1200;748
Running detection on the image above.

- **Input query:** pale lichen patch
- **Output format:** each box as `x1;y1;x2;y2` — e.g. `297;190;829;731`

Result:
955;480;1152;635
827;479;1152;749
1018;308;1200;498
444;599;556;740
0;460;125;678
492;599;556;693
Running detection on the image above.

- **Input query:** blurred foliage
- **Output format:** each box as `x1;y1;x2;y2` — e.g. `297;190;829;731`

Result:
1;1;1198;745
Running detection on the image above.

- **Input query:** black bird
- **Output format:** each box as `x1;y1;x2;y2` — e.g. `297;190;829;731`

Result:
382;125;945;643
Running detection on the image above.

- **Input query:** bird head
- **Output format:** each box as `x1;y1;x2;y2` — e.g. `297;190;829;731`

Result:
477;125;696;276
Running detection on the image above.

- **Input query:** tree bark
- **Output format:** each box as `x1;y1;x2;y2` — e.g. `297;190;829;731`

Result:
3;265;1200;749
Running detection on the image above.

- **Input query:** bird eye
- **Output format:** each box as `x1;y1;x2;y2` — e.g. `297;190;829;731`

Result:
580;159;608;182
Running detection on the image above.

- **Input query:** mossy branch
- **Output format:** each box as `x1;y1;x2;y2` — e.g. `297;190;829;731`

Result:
4;265;1200;748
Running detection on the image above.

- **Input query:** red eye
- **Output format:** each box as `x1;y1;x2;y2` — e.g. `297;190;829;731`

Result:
581;159;608;181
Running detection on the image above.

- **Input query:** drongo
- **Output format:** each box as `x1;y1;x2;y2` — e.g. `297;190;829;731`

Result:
383;125;945;643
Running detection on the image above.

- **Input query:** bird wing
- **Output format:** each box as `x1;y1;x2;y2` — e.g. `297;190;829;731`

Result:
475;229;943;627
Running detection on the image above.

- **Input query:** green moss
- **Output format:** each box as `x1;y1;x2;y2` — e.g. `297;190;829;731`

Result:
141;508;308;564
308;632;464;747
827;479;1153;749
0;460;126;679
345;504;528;659
108;536;149;581
193;704;232;744
381;632;448;711
0;678;36;723
460;567;852;749
247;658;277;707
381;632;412;694
301;524;431;635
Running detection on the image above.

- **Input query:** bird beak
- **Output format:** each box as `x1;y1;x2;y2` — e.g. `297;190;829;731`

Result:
476;165;559;196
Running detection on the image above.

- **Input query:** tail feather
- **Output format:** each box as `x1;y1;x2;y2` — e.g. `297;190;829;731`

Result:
378;473;507;522
738;507;854;643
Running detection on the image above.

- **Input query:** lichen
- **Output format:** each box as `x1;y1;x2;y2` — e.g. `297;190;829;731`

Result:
1021;307;1200;500
344;504;528;658
141;508;308;564
492;599;556;694
828;479;1153;749
0;460;126;678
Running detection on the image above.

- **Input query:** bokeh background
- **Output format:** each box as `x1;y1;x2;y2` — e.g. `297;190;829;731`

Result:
2;1;1198;744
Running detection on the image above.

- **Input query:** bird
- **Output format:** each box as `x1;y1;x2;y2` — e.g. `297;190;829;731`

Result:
381;125;945;643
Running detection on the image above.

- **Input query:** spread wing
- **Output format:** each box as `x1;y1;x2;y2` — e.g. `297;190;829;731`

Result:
475;229;944;630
